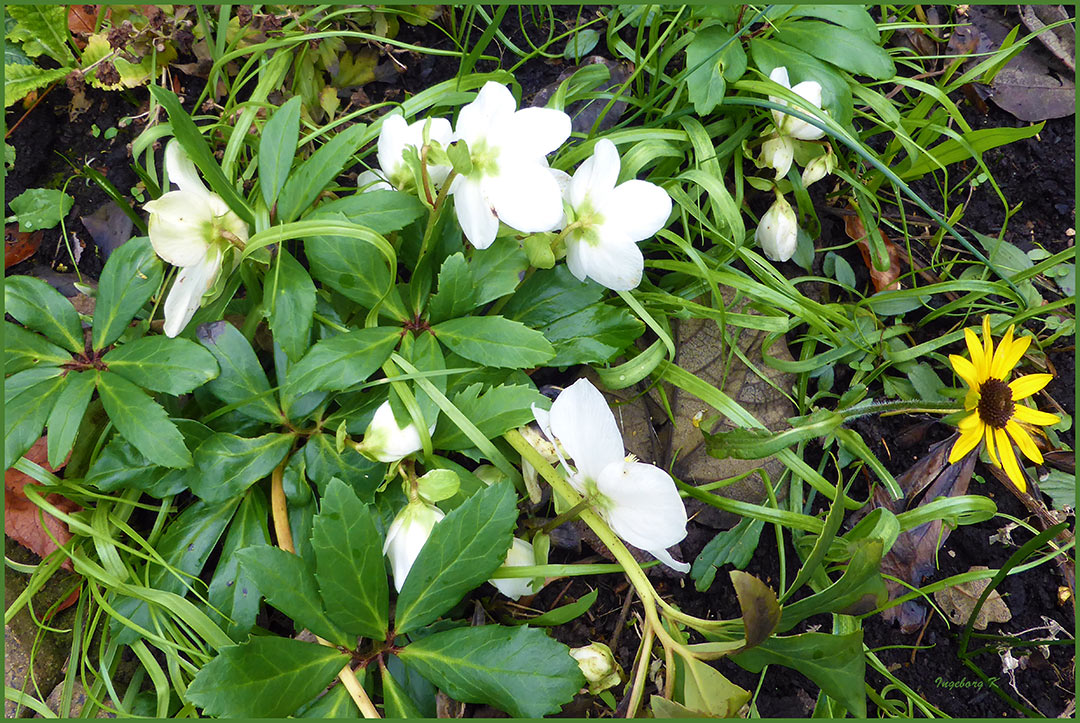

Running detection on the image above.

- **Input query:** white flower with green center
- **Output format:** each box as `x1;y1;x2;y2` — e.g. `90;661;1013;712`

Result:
357;113;453;192
559;139;672;291
355;400;433;463
448;82;571;249
769;66;827;141
143;140;248;337
532;379;689;572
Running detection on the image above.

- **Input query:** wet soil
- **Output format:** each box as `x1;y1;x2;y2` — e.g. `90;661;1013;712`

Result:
5;4;1074;719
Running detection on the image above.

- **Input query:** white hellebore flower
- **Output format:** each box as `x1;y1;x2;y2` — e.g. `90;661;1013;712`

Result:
532;379;690;572
768;66;826;141
356;401;433;463
760;133;795;180
560;139;672;291
358;113;453;192
489;537;539;600
570;642;623;694
143;140;248;337
801;149;836;188
449;82;571;249
756;194;799;263
383;500;445;592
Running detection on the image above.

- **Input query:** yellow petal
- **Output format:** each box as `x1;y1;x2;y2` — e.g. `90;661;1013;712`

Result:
958;412;982;431
982;316;994;372
984;424;999;466
964;328;986;381
949;421;984;463
1012;405;1060;427
989;325;1013;379
993;330;1031;380
995;427;1026;492
949;355;981;390
1009;373;1053;401
1006;420;1043;464
964;389;979;411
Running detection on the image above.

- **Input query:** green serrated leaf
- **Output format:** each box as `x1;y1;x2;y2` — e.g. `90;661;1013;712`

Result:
4;321;72;373
312;478;388;639
304;225;405;317
395;482;517;634
432;383;547;451
86;421;211;497
196;321;284;424
4;276;84;353
303;433;384;501
277;124;368;223
235;546;352;646
102;335;219;395
259;95;303;210
398;625;584;717
686;25;747;115
309;190;427;235
4;376;65;469
4;367;63;404
691;517;765;592
380;664;424;718
775;20;894;80
186;637;348;718
284;327;399;396
96;371;191;468
45;370;96;468
469;236;528;306
431;316;554;369
268;248;317;362
6;5;70;64
92;237;165;350
427;252;476;323
207;487;270;641
4;64;69;107
188;432;293;503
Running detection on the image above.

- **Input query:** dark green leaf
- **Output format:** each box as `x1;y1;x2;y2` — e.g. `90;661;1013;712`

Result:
432;383;547;451
692;517;764;592
432;316;554;369
267;248;317;362
96;371;191;468
4;376;65;468
764;5;880;42
148;85;253;225
92;237;165;350
397;625;583;717
778;539;887;631
277;124;368;223
303;433;384;501
296;671;364;718
395;482;517;634
207;487;270;641
4;367;63;404
427;252;476;323
380;664;424;718
510;588;598;627
186;637;348;718
235;546;351;646
4;321;71;373
749;38;854;128
86;421;211;497
196;321;283;424
312;478;388;640
188;432;293;503
102;335;219;395
45;370;96;468
732;631;866;717
680;655;751;716
469;237;529;306
285;327;399;396
686;25;747;115
385;654;437;718
8;188;73;233
305;228;403;316
259;96;302;211
730;571;781;649
776;21;894;80
5;275;84;352
309;190;427;235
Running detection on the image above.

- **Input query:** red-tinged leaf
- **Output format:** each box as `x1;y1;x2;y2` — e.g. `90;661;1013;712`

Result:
67;5;99;39
843;211;901;292
4;437;79;571
5;225;42;268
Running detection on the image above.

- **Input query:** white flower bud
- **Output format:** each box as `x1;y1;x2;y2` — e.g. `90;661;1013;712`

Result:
801;150;836;188
755;195;799;263
570;642;623;694
489;537;539;600
356;401;426;463
760;133;794;180
383;500;445;592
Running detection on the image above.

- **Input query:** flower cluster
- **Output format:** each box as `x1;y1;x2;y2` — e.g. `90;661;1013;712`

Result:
755;67;836;263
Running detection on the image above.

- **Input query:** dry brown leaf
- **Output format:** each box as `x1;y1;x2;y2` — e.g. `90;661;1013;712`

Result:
67;5;99;39
933;566;1013;629
5;438;79;571
5;224;42;268
843;209;902;292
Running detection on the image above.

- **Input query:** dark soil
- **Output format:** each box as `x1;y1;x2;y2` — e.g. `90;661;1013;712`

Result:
5;4;1074;719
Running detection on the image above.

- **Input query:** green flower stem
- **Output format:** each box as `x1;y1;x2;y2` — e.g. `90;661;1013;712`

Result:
489;562;650;579
840;398;961;420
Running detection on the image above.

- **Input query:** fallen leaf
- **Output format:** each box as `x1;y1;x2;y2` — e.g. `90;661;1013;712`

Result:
4;225;42;268
933;566;1013;629
844;208;902;292
5;438;79;571
1019;5;1075;73
67;5;99;39
80;201;134;259
530;57;634;134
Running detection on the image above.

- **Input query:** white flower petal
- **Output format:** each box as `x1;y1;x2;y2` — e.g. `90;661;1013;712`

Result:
376;113;412;177
755;196;799;263
383;502;445;592
548;379;625;484
496;106;572;159
769;66;792;89
487;162;564;233
791;80;823;110
490;538;537;600
596;460;688;567
357;169;394;192
598;180;671;243
165;139;210;197
144;191;215;266
566;231;644;291
162;246;223;337
451;177;500;249
569;138;621;208
454;82;517;145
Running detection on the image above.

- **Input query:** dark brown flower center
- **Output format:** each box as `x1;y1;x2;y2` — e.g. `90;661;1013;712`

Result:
977;378;1014;429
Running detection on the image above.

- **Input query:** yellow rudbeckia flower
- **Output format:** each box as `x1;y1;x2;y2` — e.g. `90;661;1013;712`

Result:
948;317;1060;492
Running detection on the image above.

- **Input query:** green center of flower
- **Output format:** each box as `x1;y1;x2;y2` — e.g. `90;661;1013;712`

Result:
977;378;1014;429
573;197;605;246
470;138;499;177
